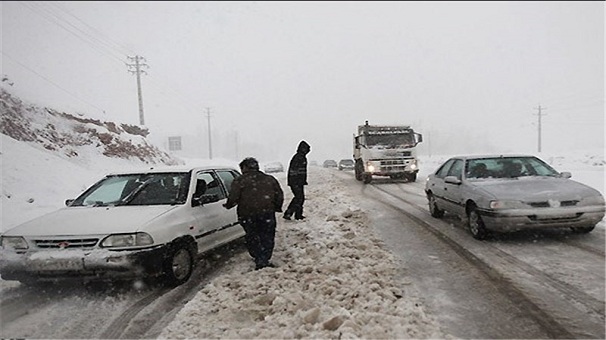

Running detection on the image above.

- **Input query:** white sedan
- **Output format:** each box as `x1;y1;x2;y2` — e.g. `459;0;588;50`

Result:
0;165;245;286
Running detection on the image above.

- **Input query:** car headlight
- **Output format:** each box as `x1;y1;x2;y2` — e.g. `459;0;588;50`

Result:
1;236;29;250
580;195;606;206
100;232;154;248
489;200;526;209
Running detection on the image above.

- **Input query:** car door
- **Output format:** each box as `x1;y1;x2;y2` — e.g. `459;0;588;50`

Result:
428;158;455;208
441;159;465;216
215;169;245;242
191;170;234;254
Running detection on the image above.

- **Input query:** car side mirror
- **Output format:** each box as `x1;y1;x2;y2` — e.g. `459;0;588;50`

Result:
444;176;462;185
65;199;75;206
559;171;572;179
192;194;220;207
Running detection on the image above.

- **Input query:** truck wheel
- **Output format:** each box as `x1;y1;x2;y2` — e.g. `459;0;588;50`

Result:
407;173;417;182
163;241;195;286
355;160;364;181
363;174;372;184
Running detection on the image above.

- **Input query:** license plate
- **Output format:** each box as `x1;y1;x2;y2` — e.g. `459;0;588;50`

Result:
29;257;84;271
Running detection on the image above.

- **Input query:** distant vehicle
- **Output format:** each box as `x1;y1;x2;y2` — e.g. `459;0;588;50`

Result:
424;155;606;240
0;165;245;286
323;160;338;168
354;120;423;183
338;159;355;171
264;161;284;173
310;160;319;167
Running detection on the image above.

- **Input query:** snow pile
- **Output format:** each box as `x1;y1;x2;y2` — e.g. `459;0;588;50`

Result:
159;171;448;339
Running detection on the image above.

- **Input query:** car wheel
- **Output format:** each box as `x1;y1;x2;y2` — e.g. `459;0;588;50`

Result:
468;208;488;240
163;242;195;286
570;225;595;233
428;193;444;218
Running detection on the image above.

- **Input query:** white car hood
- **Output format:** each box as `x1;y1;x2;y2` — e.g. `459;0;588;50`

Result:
3;205;178;237
473;177;600;202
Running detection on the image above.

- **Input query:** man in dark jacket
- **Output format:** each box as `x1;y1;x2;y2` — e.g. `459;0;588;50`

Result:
223;157;284;270
283;140;311;220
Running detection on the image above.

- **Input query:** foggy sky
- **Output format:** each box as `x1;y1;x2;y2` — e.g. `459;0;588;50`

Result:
2;1;604;164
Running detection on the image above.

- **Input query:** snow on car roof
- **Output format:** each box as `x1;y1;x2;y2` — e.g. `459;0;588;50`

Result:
105;164;238;176
451;154;536;160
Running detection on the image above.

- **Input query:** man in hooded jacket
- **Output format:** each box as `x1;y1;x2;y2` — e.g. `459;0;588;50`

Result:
283;140;311;220
223;157;284;270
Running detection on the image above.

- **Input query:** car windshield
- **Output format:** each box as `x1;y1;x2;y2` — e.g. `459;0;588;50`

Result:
340;160;354;165
70;172;190;206
465;156;560;180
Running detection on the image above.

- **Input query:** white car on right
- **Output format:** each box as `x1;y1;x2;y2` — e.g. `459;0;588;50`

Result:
424;154;605;240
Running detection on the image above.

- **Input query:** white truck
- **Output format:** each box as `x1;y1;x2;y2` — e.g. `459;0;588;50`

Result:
353;121;423;184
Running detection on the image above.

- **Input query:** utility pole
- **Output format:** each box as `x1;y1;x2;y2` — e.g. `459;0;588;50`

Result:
126;55;149;125
206;107;213;159
534;105;547;153
234;130;239;161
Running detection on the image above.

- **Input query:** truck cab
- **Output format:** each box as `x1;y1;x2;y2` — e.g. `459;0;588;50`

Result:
353;121;423;184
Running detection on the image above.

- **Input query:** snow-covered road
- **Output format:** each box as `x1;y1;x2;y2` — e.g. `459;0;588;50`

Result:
1;152;604;339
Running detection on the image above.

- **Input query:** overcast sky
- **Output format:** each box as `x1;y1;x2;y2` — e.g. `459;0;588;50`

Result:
2;1;604;163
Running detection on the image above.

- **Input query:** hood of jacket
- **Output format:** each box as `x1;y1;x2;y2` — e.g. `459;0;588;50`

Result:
297;141;311;155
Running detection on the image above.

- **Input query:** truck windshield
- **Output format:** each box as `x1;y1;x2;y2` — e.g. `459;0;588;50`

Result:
367;134;415;148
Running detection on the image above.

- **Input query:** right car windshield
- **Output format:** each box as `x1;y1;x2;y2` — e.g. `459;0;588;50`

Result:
465;156;560;179
71;172;190;206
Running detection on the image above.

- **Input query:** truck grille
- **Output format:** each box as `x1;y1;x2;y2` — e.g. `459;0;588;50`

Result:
34;238;99;249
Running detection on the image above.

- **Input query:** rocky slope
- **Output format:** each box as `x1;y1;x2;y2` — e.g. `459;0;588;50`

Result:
0;87;180;165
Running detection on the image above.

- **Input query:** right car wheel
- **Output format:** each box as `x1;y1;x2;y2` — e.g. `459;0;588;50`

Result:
468;207;488;240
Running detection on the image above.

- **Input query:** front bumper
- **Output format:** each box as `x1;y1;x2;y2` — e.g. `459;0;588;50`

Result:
477;206;605;232
365;159;418;176
0;245;169;282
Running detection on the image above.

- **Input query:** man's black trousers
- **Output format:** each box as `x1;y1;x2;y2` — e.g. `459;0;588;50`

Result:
285;184;305;219
239;212;276;267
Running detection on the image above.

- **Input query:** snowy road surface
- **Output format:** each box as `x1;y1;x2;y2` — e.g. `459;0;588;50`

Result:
1;166;604;339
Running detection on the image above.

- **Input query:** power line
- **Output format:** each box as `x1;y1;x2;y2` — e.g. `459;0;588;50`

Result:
47;1;136;56
19;1;127;65
14;1;214;127
1;51;107;113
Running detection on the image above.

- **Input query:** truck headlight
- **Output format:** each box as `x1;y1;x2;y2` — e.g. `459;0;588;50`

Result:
1;236;29;250
100;232;154;248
